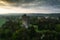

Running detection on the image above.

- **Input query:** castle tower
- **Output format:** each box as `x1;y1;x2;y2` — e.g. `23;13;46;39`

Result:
22;14;30;28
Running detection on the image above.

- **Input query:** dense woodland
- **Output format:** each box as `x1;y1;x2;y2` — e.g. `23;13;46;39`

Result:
0;14;60;40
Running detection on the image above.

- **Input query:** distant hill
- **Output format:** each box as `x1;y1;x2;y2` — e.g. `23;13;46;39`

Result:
27;13;60;17
0;13;60;17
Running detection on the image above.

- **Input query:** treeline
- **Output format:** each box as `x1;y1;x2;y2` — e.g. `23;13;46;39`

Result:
0;14;60;40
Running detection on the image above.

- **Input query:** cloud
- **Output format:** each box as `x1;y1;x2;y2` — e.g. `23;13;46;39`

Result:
0;0;60;13
0;0;60;7
1;0;35;3
1;0;18;3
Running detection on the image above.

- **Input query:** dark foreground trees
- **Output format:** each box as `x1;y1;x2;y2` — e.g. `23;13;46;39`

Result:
0;15;60;40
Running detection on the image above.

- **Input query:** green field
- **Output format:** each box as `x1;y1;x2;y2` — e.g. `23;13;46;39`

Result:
0;18;6;27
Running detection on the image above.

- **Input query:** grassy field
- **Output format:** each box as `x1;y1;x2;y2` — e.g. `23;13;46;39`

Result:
0;18;6;27
56;24;60;32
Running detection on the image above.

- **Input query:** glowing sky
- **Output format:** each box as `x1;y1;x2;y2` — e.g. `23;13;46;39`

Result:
0;0;60;14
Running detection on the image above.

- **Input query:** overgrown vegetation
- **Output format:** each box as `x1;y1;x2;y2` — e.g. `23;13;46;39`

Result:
0;14;60;40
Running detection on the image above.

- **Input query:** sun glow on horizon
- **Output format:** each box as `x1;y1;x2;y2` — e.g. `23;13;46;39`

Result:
0;5;51;14
0;6;60;14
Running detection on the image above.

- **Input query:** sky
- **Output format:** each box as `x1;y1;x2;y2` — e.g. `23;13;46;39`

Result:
0;0;60;14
